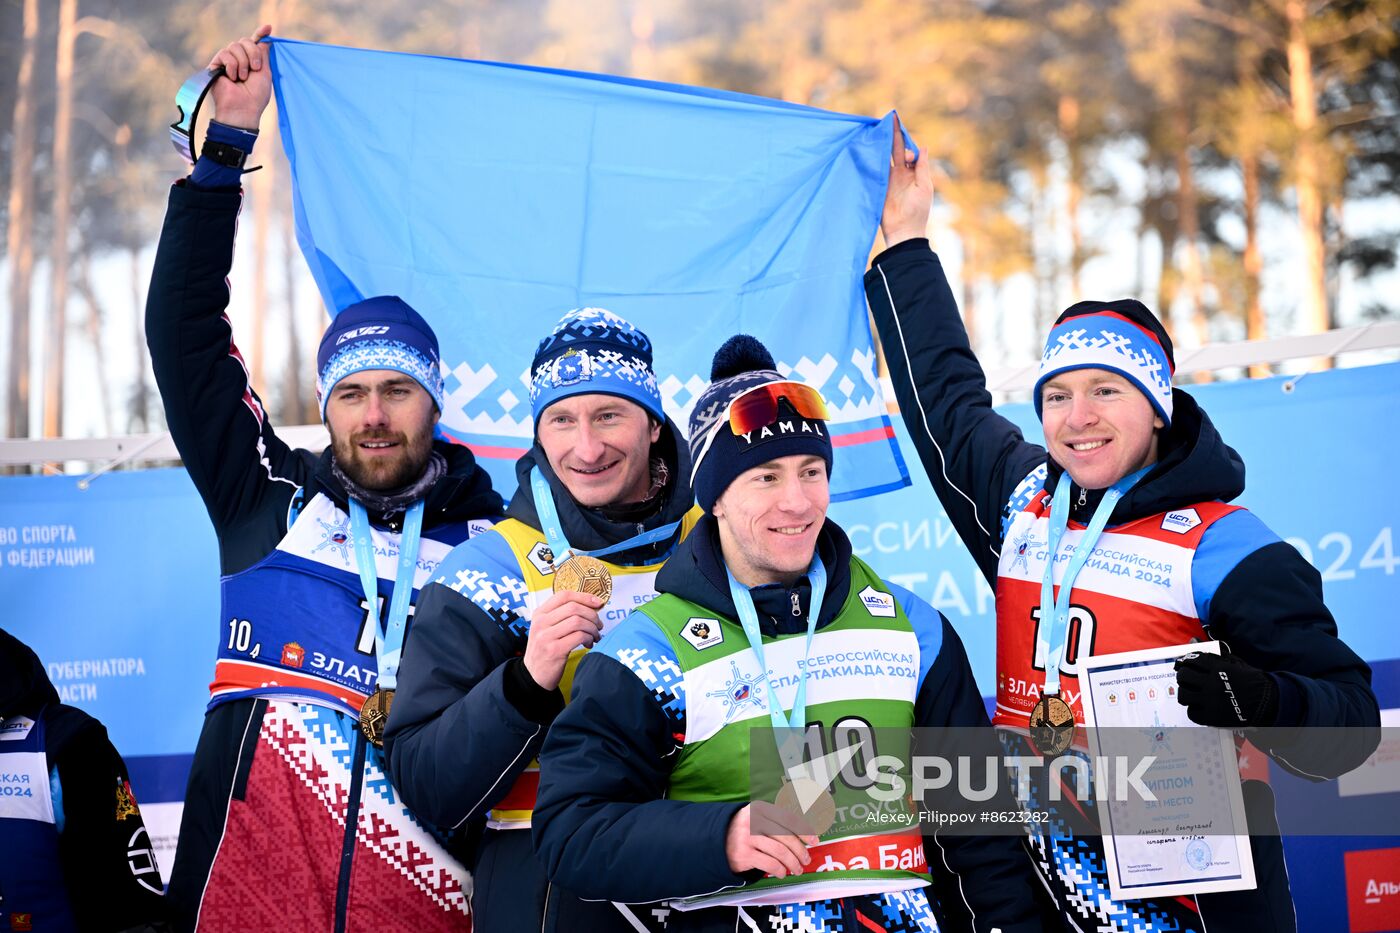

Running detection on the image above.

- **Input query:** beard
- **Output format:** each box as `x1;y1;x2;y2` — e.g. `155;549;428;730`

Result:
330;425;435;492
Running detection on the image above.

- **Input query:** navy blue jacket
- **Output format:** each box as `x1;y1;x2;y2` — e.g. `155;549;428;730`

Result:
145;179;503;930
532;516;1045;933
384;433;692;831
384;435;694;933
0;629;169;932
863;239;1378;772
864;239;1379;932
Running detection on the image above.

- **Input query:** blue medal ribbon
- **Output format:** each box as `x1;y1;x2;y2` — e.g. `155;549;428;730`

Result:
529;466;680;565
727;558;828;769
1036;467;1151;697
349;499;424;691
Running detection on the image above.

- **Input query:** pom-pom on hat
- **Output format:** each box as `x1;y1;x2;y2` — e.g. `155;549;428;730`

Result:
687;335;833;512
1033;299;1176;427
316;296;444;421
529;308;664;425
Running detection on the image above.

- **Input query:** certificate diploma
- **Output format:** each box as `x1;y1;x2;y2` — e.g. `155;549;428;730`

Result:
1080;641;1256;901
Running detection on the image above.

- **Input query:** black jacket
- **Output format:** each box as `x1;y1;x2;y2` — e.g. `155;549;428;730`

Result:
144;179;503;930
863;239;1378;774
864;239;1380;932
384;425;694;933
385;429;694;832
0;629;169;933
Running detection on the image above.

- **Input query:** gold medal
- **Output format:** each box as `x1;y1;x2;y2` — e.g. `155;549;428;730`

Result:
774;777;837;836
1028;693;1075;756
552;553;614;603
359;687;395;747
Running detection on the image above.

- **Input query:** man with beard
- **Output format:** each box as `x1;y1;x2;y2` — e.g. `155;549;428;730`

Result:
386;307;699;932
146;26;503;931
863;123;1378;932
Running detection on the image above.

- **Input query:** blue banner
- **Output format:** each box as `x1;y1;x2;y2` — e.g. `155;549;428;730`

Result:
267;37;909;500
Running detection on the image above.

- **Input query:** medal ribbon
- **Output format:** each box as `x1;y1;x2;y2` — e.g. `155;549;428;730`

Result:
530;466;681;565
1037;467;1150;696
728;558;828;770
350;499;424;691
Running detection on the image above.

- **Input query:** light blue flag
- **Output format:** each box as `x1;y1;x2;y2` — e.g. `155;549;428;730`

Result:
269;38;910;500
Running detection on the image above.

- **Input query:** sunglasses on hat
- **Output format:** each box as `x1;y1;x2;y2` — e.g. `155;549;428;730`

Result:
691;381;830;482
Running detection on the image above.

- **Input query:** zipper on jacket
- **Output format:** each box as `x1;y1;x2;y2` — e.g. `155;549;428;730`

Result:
1077;486;1087;509
790;591;801;617
333;731;369;933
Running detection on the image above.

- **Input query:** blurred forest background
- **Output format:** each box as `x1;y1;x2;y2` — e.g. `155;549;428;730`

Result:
1;0;1397;446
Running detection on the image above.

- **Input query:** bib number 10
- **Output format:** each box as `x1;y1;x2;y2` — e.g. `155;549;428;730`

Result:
1029;605;1097;675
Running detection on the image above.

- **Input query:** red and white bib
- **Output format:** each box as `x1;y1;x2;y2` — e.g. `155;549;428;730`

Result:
994;490;1240;730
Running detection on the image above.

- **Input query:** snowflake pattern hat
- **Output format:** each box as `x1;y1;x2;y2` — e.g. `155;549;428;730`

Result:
316;296;444;420
529;308;663;424
1033;299;1176;427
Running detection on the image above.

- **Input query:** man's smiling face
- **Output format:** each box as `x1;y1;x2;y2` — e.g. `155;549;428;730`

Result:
712;454;830;587
536;395;661;508
1040;369;1162;490
324;370;439;491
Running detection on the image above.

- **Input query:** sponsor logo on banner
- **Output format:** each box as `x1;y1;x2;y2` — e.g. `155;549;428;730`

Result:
527;541;556;576
1160;509;1202;534
10;913;34;931
858;585;896;618
681;618;724;651
1346;846;1400;932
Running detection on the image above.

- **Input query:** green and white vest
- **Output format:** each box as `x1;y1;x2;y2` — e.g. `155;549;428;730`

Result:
637;556;931;908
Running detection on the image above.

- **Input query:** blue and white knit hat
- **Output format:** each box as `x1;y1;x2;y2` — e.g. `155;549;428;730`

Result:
1033;299;1176;427
316;296;445;420
687;335;833;512
529;308;663;424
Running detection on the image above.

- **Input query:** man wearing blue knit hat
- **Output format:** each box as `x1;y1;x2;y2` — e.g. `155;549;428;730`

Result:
386;307;700;931
147;27;505;930
533;334;1042;933
865;125;1379;933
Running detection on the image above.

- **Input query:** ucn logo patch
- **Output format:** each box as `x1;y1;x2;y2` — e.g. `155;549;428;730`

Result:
858;585;896;618
681;617;724;651
0;716;35;742
1160;509;1202;534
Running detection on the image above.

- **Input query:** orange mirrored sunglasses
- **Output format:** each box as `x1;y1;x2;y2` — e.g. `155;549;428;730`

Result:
690;380;831;484
725;381;830;435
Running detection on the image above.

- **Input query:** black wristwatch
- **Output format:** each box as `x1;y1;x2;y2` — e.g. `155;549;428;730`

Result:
200;139;249;169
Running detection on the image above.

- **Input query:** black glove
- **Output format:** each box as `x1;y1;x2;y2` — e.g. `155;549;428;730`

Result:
1174;651;1279;728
